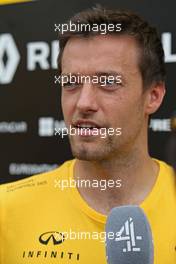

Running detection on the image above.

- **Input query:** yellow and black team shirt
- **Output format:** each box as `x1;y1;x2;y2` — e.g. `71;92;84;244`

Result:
0;159;176;264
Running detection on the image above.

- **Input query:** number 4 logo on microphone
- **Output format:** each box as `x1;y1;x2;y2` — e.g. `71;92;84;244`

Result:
115;217;142;252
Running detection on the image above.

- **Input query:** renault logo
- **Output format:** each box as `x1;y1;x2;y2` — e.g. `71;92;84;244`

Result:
39;231;65;245
0;34;20;84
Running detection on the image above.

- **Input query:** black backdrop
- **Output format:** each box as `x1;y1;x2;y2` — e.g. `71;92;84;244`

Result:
0;0;176;183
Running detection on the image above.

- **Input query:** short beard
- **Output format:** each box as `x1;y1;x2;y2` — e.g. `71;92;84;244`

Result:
69;135;119;161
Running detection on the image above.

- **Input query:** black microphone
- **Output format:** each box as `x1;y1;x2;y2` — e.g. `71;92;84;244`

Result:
105;205;154;264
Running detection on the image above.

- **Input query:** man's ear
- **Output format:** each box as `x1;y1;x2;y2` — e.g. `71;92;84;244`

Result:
144;82;166;115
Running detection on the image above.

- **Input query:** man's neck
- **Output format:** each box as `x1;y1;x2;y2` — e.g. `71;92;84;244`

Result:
73;153;159;215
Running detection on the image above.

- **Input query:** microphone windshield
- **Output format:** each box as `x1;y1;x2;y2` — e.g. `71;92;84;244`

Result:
105;205;154;264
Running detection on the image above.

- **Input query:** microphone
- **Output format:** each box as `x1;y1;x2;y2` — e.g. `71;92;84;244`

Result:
105;206;154;264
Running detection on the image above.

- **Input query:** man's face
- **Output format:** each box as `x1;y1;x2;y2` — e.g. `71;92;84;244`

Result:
61;34;147;161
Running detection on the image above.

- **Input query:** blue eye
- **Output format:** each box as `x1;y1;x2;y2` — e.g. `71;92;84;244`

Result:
105;79;115;85
99;76;121;88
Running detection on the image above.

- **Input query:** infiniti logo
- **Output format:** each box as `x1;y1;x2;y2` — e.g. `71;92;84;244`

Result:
39;231;65;245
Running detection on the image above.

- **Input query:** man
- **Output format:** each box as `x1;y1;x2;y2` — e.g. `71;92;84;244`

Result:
0;6;176;264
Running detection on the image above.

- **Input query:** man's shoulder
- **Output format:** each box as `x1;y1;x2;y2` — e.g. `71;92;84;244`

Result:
155;159;176;190
0;159;75;199
156;159;175;176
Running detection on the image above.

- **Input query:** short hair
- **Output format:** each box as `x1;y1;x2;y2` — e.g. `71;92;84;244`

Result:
57;5;166;89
